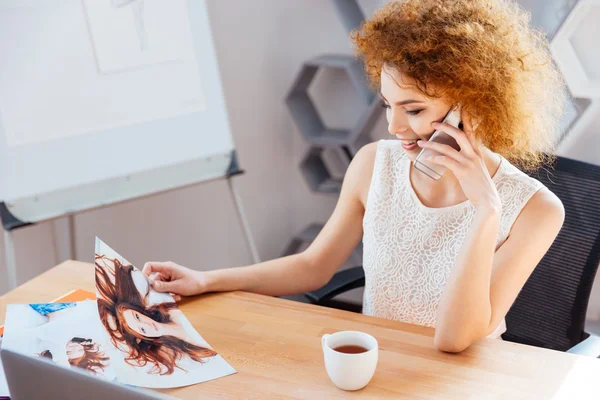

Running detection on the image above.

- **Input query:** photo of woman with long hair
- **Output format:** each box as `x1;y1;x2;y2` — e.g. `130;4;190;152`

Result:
2;300;118;381
66;337;111;375
94;240;225;382
36;337;110;377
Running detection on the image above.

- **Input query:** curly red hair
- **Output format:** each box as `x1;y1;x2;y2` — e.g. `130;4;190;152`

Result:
351;0;566;170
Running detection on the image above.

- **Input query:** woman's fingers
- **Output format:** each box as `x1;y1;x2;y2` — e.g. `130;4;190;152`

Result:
142;262;161;276
422;154;463;175
431;122;477;158
170;294;182;302
152;279;179;293
417;139;465;163
146;272;161;285
142;261;174;277
147;271;174;287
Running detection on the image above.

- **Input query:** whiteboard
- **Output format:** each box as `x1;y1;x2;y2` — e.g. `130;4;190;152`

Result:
0;0;236;227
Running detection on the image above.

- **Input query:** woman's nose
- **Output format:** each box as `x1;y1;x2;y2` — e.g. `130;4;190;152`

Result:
389;126;408;136
387;110;409;136
388;120;409;136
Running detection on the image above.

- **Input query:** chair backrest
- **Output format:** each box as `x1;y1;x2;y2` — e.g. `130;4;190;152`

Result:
503;156;600;351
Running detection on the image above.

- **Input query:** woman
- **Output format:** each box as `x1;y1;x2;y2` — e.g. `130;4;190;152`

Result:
66;337;110;375
95;258;217;375
143;0;566;353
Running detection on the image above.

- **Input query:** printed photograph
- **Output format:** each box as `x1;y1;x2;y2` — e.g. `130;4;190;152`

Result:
2;300;117;381
94;238;236;388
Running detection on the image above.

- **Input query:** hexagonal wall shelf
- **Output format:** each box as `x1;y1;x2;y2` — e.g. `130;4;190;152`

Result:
551;0;600;98
286;54;377;148
300;146;351;194
280;1;372;278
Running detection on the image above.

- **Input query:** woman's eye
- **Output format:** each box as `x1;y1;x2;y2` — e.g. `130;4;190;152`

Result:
135;313;140;321
406;109;424;116
141;327;146;334
381;103;391;109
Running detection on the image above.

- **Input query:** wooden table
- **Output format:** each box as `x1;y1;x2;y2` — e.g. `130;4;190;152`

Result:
2;261;600;399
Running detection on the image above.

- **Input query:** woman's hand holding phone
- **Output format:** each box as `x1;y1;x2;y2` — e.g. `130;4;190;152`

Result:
415;109;502;212
414;106;462;180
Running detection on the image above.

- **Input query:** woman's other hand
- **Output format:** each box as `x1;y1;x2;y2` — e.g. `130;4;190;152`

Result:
416;110;502;213
142;261;207;297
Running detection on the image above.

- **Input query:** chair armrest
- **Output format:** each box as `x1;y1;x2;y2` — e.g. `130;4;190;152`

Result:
567;334;600;358
304;266;365;304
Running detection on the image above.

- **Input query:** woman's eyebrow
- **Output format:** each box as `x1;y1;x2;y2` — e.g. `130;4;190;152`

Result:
379;92;423;106
395;99;423;105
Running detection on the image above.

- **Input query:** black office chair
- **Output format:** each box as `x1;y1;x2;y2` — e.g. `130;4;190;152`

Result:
303;155;600;357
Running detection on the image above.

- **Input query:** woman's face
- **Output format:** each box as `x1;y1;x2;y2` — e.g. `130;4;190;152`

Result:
380;65;453;161
65;341;85;359
122;309;162;338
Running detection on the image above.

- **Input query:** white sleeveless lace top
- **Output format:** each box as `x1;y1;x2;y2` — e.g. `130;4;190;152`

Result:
362;140;545;338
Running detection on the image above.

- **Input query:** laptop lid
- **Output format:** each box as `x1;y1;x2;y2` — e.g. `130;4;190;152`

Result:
0;347;172;400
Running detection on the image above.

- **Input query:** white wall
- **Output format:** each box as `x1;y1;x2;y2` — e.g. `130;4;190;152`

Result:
0;0;387;295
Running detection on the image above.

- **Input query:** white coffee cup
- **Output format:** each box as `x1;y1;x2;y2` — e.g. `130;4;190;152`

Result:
321;331;379;391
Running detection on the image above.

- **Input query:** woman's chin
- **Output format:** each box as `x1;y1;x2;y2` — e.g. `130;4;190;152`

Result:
404;148;420;161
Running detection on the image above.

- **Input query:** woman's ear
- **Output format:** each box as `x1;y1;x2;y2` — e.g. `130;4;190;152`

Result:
136;338;142;344
461;107;482;133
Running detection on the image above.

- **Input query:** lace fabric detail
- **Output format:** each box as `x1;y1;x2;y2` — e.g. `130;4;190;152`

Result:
362;140;544;336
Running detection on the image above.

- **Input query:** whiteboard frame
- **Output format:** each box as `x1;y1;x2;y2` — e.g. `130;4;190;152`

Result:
0;150;240;229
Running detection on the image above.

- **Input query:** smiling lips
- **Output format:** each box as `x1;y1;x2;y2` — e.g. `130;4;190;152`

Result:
396;135;421;151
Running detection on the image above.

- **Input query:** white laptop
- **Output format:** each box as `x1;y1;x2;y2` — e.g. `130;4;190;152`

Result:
0;347;172;400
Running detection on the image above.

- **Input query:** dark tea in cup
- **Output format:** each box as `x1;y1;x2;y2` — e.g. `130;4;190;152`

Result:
333;345;368;354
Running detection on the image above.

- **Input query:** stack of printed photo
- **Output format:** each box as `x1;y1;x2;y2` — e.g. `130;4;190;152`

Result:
1;238;236;389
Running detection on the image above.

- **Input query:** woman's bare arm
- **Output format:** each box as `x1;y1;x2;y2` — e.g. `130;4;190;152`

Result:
434;188;564;352
145;143;378;297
